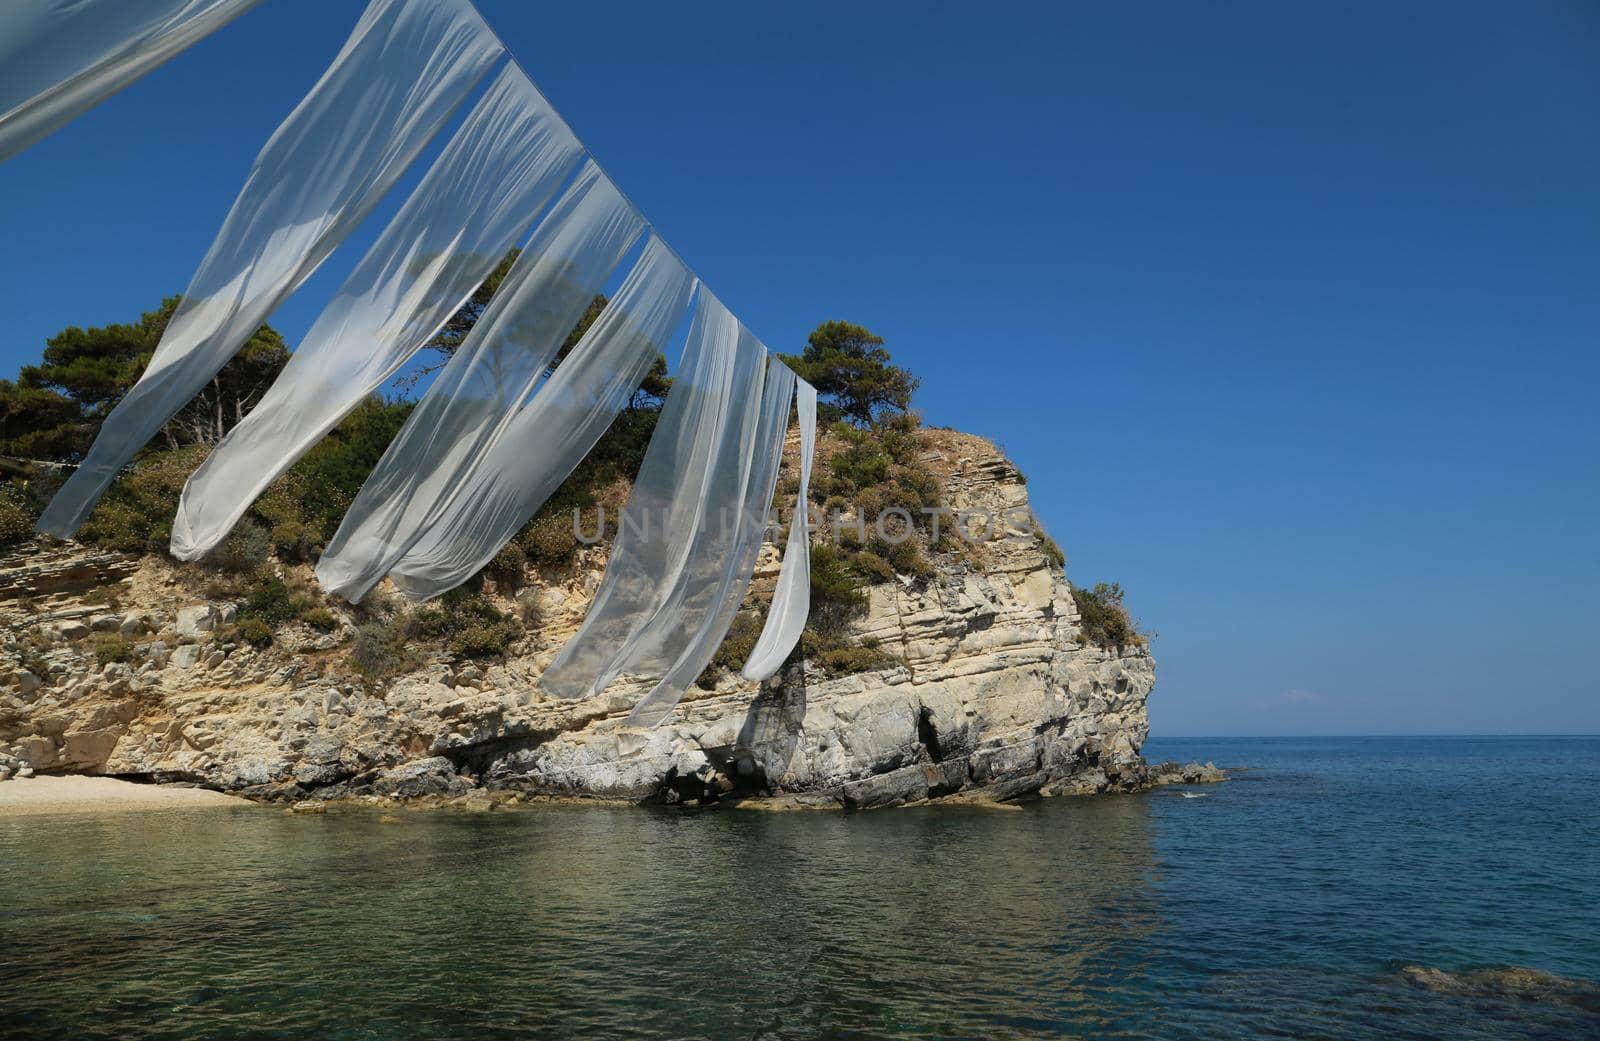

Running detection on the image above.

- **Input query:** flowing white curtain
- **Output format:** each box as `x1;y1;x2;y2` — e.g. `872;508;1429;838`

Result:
7;0;821;716
389;236;697;601
540;291;798;725
36;0;503;537
0;0;263;164
315;162;644;602
624;359;796;727
742;379;817;681
169;64;582;560
540;289;761;699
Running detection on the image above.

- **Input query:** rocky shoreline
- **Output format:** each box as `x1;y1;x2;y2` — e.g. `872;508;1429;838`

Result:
3;433;1166;811
0;757;1225;816
283;756;1227;812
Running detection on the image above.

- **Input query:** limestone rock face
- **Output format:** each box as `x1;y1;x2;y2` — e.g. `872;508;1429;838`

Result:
0;432;1155;808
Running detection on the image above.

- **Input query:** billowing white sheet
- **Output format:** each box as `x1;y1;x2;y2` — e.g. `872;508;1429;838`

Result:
169;64;582;559
741;378;817;681
0;0;263;163
315;162;644;602
36;0;502;537
388;236;697;601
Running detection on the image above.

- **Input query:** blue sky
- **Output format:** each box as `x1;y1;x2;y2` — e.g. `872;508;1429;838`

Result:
2;0;1596;735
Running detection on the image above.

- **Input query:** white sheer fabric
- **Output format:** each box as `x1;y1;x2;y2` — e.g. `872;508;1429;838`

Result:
540;289;761;700
0;0;263;163
539;292;797;725
8;0;822;720
389;236;697;601
168;64;582;560
741;378;817;681
35;0;502;538
625;359;796;728
315;163;644;602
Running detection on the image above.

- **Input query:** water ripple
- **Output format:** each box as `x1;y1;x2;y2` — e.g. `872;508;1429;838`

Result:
1;737;1597;1039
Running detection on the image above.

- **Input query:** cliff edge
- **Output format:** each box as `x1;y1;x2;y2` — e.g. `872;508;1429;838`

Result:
0;430;1154;809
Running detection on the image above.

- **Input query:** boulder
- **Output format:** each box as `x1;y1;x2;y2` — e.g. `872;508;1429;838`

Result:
176;604;219;639
372;756;473;799
89;614;124;633
59;728;120;769
9;734;58;770
169;645;202;670
7;669;42;698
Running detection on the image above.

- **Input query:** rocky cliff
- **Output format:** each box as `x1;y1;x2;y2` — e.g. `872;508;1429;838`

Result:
0;432;1157;809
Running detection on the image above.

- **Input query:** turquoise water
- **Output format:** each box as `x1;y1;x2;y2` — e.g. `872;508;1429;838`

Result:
2;736;1597;1040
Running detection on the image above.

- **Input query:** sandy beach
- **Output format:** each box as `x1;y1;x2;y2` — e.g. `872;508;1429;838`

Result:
0;775;253;816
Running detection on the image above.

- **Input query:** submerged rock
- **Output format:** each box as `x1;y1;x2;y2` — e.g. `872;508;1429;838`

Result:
1396;964;1600;1013
1150;761;1227;785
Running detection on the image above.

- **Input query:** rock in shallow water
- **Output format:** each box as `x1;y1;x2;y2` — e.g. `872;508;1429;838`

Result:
1396;964;1600;1012
372;757;473;799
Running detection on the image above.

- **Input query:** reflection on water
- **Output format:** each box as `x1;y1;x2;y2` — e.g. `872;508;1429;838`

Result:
3;737;1598;1040
5;798;1160;1040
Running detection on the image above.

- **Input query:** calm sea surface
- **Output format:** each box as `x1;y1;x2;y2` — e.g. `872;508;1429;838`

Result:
2;736;1597;1040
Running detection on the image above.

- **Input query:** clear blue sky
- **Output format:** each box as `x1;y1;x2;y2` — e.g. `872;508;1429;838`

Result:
2;0;1596;736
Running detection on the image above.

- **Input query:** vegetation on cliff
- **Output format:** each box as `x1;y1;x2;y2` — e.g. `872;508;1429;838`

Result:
0;294;1145;687
1071;583;1147;651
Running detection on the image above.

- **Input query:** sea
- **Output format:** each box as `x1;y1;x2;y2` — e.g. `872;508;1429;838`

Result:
2;735;1597;1040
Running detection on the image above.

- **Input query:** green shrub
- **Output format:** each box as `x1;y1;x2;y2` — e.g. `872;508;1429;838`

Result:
207;518;271;574
408;604;451;642
242;576;303;626
200;574;250;602
852;487;886;529
888;465;941;519
408;588;521;660
254;476;318;562
234;616;274;647
259;397;413;559
484;541;527;590
881;537;932;580
300;606;338;632
695;611;764;690
78;445;208;553
351;618;419;680
518;511;581;567
807;471;841;505
1072;582;1145;650
809;543;869;636
93;634;132;666
447;620;520;658
851;549;894;584
829;432;891;492
819;644;895;676
0;485;35;546
1037;529;1065;570
876;412;928;466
